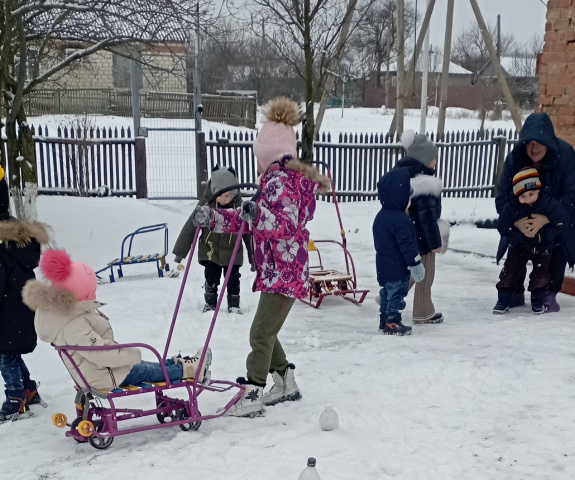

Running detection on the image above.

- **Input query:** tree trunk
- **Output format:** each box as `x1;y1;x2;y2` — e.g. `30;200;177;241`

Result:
6;104;39;221
301;0;315;164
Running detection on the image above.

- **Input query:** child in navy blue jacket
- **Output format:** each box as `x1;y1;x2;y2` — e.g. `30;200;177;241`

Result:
494;167;569;314
373;168;425;335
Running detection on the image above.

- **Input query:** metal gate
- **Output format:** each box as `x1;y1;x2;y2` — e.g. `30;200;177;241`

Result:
143;122;198;199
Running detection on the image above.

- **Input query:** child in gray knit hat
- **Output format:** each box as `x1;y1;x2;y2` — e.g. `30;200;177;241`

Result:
172;165;253;313
391;130;450;325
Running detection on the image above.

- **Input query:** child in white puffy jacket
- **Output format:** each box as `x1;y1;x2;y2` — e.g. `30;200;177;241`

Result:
22;250;211;391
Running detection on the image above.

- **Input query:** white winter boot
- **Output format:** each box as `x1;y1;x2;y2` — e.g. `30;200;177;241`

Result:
174;347;212;384
224;378;266;418
263;364;302;406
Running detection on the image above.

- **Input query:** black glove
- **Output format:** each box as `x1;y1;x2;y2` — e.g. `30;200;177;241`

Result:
240;201;258;223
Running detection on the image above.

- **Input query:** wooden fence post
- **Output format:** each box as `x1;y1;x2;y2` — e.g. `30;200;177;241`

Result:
195;131;208;197
134;136;148;198
491;135;508;198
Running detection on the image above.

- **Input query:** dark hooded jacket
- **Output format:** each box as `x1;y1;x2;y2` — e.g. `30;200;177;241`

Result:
496;192;569;264
172;178;251;267
495;113;575;266
373;168;421;284
0;221;50;354
393;157;443;255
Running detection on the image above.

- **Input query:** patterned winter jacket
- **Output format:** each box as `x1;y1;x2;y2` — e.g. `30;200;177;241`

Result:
210;156;329;299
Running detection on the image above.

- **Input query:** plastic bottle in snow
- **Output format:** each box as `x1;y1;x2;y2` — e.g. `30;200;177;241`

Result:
298;457;321;480
319;403;339;431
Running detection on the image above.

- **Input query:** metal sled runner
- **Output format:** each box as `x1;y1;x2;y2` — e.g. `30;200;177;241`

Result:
51;183;260;449
300;163;369;308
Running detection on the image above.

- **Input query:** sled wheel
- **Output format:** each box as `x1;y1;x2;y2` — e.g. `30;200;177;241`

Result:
157;411;176;424
77;420;94;437
88;421;114;450
70;417;89;443
177;408;201;431
52;412;67;428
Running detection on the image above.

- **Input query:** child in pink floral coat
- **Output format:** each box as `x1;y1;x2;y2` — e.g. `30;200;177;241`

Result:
193;97;330;417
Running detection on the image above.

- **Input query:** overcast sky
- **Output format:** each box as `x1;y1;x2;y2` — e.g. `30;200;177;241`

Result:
426;0;547;51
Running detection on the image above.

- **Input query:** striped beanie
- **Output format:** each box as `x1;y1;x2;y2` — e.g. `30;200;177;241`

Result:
513;167;541;196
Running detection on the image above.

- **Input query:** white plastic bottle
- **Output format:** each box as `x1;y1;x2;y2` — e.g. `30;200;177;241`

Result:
298;457;321;480
319;403;339;431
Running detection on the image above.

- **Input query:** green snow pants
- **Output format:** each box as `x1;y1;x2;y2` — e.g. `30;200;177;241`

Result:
246;292;295;386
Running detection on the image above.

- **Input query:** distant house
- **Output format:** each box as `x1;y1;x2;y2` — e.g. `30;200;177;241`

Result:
41;41;188;93
473;55;539;108
360;56;480;110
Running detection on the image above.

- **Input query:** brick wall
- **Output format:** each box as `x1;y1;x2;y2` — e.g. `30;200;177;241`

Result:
537;0;575;144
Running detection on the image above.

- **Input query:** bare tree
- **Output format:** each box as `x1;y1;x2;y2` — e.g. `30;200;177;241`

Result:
451;21;516;76
347;0;418;88
248;0;376;162
0;0;216;220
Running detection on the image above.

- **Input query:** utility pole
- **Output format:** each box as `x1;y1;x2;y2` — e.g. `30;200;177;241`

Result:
388;0;436;136
396;0;405;137
468;0;522;130
193;0;207;197
420;0;431;134
193;0;202;132
437;0;454;140
385;30;391;108
130;58;141;136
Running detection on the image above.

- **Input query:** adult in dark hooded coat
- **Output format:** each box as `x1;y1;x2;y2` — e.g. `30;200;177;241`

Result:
0;169;50;422
495;113;575;312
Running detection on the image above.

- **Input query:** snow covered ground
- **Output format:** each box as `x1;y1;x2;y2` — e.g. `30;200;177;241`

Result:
3;108;575;480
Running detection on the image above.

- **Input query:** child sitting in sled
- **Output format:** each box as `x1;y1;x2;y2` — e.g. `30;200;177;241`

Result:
22;250;211;391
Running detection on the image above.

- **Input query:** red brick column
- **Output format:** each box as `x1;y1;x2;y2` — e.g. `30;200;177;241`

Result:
537;0;575;146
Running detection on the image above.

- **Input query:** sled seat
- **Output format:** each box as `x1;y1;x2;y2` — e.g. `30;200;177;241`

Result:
95;224;170;283
309;269;353;283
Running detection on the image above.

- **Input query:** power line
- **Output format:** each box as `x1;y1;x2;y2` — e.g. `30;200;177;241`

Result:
536;0;547;5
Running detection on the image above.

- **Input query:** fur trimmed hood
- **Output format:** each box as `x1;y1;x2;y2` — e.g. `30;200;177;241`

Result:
22;279;104;316
410;173;443;199
0;221;50;247
285;158;331;194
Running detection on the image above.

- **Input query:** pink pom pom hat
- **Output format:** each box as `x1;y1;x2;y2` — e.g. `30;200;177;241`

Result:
40;250;97;301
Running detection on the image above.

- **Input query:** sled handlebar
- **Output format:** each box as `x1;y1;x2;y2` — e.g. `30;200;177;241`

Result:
206;182;262;205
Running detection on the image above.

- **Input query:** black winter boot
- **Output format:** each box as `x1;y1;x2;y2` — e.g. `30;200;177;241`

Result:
203;284;218;312
493;292;512;314
0;397;31;423
24;380;47;408
227;294;242;314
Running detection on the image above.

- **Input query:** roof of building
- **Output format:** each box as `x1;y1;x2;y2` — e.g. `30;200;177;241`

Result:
477;56;537;78
383;59;472;75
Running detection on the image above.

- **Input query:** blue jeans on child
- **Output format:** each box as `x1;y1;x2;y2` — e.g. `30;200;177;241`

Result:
121;359;183;386
0;354;31;399
379;277;410;322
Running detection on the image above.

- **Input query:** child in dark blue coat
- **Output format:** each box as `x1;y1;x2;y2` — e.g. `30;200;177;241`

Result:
373;168;425;335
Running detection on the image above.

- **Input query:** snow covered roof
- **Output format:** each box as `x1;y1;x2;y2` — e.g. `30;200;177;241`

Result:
383;59;472;75
477;56;537;78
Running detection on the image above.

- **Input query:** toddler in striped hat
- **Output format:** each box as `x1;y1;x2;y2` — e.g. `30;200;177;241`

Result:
513;167;541;204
